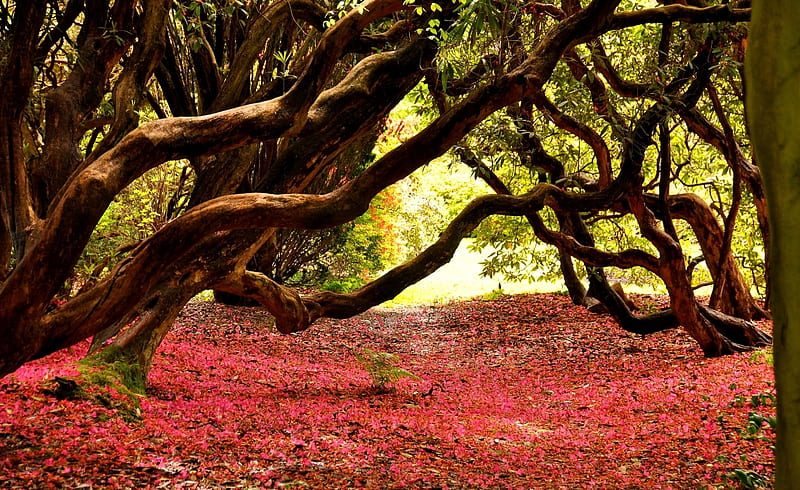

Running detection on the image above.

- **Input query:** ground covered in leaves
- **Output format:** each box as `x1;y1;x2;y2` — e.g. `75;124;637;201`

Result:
1;294;775;488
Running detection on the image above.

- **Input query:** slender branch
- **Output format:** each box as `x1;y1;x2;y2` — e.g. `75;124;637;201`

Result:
610;5;750;30
529;88;613;188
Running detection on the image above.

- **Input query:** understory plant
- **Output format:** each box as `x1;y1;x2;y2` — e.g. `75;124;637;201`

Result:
354;348;419;392
722;380;776;489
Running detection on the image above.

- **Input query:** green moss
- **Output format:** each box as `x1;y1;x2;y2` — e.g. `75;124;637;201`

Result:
79;346;146;395
45;346;146;421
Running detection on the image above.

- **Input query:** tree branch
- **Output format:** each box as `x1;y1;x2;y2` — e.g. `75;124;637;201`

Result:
610;5;750;30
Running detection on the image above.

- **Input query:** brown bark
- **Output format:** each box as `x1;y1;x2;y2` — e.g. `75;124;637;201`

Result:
1;0;770;383
664;193;767;319
0;0;46;262
33;0;138;215
680;106;771;300
85;0;171;164
610;5;750;30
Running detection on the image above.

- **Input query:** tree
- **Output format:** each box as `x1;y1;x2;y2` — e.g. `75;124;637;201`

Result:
746;1;800;486
0;0;770;382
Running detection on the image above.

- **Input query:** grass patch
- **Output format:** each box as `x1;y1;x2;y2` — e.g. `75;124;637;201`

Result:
748;348;773;366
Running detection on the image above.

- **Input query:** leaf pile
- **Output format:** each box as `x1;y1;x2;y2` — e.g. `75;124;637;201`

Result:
0;294;774;488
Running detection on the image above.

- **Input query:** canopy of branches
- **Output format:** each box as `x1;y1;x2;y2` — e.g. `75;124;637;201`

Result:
0;0;770;381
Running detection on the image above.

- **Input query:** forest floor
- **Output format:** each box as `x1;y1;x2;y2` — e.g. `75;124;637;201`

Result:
0;293;775;489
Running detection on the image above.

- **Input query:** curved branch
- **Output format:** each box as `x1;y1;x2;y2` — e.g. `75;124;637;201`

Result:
35;0;85;60
527;213;660;273
304;190;555;322
84;0;171;163
215;270;312;334
610;5;750;30
34;0;138;213
529;88;613;188
589;41;655;99
210;0;328;112
3;0;413;322
563;47;627;139
258;38;436;193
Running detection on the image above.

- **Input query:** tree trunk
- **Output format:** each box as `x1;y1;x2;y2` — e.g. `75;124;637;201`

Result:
100;229;269;378
559;248;587;306
96;39;437;374
662;193;767;320
747;3;800;486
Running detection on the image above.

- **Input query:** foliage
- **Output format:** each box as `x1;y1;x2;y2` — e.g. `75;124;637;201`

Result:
482;286;506;300
724;469;769;490
374;104;491;263
320;276;365;294
748;349;773;367
68;161;193;295
353;347;420;391
324;196;399;283
723;388;776;489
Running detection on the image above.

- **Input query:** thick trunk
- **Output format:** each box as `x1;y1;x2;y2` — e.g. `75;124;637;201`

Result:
98;229;270;377
747;3;800;486
0;216;10;275
0;0;46;263
105;287;195;378
681;107;772;302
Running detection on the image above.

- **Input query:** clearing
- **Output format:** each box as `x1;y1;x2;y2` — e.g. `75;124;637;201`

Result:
0;294;774;488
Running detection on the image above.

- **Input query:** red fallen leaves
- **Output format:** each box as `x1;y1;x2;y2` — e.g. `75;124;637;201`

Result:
0;293;774;488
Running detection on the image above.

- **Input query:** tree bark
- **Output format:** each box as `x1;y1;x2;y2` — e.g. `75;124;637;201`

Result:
0;0;46;263
658;193;767;320
0;0;770;384
746;3;800;486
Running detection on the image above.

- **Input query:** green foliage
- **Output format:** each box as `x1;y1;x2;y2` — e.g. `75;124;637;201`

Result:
724;469;769;490
173;0;247;52
318;192;399;288
722;389;776;489
373;100;490;264
323;0;367;29
748;349;773;366
483;286;506;301
320;276;366;294
67;160;193;295
739;410;777;441
446;0;517;50
354;348;420;391
472;212;613;287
